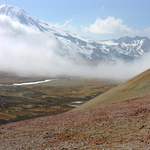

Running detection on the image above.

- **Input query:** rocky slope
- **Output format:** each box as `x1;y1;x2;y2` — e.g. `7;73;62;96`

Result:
0;93;150;149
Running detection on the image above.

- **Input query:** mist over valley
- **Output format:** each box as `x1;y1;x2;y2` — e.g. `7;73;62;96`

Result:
0;4;150;80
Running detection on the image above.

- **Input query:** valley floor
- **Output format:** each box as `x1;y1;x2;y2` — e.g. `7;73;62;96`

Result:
0;74;117;125
0;93;150;149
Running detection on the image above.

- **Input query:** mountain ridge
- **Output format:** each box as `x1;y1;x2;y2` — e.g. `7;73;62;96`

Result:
1;4;150;62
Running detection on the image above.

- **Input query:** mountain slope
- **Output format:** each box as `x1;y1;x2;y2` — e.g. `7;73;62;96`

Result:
1;93;150;149
72;68;150;111
0;4;150;62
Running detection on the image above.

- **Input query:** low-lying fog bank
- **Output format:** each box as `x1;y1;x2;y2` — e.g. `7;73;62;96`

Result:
0;16;150;81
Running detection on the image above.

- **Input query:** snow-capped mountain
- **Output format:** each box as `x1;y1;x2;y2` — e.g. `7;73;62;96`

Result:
1;4;150;62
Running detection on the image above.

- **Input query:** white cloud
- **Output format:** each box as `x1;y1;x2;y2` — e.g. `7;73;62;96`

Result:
0;15;150;81
0;15;36;35
101;6;105;10
62;19;74;28
82;16;134;34
53;18;77;33
54;18;73;28
143;27;150;35
66;24;77;32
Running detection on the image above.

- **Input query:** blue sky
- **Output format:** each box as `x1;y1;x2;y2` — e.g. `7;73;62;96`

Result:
0;0;150;40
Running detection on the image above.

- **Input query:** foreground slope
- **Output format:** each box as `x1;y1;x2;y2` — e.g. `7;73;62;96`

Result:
73;68;150;111
0;93;150;149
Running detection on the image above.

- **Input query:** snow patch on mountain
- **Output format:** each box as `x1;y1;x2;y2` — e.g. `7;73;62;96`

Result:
1;4;150;62
99;41;119;46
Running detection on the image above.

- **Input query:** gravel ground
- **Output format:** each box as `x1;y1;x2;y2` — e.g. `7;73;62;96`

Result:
1;93;150;149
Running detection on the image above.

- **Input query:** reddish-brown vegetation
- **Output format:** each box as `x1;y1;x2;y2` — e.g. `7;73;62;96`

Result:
1;93;150;149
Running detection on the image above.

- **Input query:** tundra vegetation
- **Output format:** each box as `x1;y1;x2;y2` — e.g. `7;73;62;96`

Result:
0;73;118;125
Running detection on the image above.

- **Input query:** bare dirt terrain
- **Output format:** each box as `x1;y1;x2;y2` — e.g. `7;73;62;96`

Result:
0;73;118;125
0;93;150;149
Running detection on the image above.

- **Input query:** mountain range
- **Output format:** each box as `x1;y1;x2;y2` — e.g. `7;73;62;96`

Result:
1;4;150;62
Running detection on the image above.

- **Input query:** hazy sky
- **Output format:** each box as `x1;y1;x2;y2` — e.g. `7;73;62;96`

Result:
0;0;150;40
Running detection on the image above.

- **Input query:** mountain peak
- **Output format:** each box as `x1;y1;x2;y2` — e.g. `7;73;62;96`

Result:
0;4;150;62
114;36;132;44
0;4;33;24
134;35;149;40
0;4;22;15
0;4;52;32
0;4;9;8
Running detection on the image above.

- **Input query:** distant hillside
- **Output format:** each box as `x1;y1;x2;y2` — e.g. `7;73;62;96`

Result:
72;68;150;111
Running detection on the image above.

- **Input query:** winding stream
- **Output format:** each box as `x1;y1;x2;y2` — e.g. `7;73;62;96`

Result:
0;79;56;86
